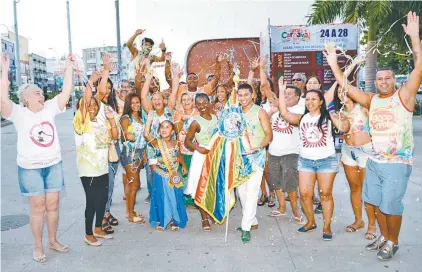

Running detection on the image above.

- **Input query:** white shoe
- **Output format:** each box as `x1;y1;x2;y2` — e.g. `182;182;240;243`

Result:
93;233;113;240
84;237;102;246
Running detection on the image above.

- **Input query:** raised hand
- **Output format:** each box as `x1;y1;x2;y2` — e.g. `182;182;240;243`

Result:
216;53;223;62
159;39;166;51
171;63;181;77
402;11;420;38
65;54;75;70
278;76;287;93
251;56;259;71
103;54;112;71
105;105;114;119
259;55;267;68
135;29;146;36
1;53;10;72
165;52;172;61
323;43;338;67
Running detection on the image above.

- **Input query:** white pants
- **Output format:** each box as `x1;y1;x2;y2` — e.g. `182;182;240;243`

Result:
237;170;263;231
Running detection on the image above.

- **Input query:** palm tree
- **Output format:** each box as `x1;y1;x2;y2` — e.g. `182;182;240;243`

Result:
307;0;421;93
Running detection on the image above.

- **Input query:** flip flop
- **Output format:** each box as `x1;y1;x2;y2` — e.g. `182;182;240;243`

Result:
33;253;47;263
268;210;287;217
346;221;365;233
48;243;69;253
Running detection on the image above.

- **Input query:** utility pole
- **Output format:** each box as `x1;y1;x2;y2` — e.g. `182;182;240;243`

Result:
66;0;75;114
115;0;122;82
13;0;21;87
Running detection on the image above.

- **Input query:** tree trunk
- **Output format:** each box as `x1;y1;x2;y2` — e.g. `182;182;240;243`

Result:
365;21;377;93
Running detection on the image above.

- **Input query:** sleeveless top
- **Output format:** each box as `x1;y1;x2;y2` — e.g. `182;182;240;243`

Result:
174;108;199;155
243;104;265;148
369;90;414;165
152;141;179;179
194;114;218;147
146;107;174;161
242;104;267;171
120;114;146;151
74;102;110;177
299;113;335;160
343;103;370;134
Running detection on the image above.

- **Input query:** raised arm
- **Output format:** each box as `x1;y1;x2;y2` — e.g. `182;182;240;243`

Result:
324;56;362;105
96;54;112;102
224;59;235;89
278;77;303;126
259;56;276;100
324;44;372;109
127;29;144;61
1;54;13;118
143;111;157;145
150;40;166;63
164;52;172;86
400;11;422;111
140;73;153;112
330;112;350;133
57;54;75;111
203;53;223;96
167;63;182;112
80;71;100;124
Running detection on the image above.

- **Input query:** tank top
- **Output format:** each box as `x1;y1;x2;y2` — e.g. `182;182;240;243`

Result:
343;103;370;134
194;114;218;147
243;104;265;149
299;113;335;160
369;90;414;165
175;108;199;155
120;115;146;150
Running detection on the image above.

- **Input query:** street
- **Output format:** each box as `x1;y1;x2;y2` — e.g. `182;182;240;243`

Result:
1;109;422;272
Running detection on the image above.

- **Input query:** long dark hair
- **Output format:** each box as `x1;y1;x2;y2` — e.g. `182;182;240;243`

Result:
333;85;353;113
122;93;142;120
301;89;331;133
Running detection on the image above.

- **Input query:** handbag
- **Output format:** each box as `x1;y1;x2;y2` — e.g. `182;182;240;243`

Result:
108;141;119;162
157;139;182;188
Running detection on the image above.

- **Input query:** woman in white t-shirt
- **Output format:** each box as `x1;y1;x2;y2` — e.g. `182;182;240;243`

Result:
0;54;75;263
278;77;350;241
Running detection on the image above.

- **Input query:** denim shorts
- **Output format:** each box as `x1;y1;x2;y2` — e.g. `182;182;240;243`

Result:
362;159;412;215
120;146;144;167
341;142;372;168
18;161;64;196
298;155;339;173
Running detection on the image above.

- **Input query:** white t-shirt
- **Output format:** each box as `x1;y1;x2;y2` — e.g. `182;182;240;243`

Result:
299;113;335;160
269;103;305;156
298;97;306;108
6;96;65;169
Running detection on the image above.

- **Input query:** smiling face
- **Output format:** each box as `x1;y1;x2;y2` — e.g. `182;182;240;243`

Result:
181;94;194;110
306;77;321;91
195;96;210;115
292;73;305;92
151;92;164;110
305;91;323;113
21;85;45;108
238;88;253;108
120;81;131;98
216;86;228;103
375;70;396;96
159;120;174;139
130;95;141;113
285;88;300;107
187;74;199;89
87;97;99;121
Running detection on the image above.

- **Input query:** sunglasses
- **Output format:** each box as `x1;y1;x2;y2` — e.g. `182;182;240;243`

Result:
292;78;302;82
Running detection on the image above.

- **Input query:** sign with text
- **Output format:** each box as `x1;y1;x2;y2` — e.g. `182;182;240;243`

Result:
270;24;359;52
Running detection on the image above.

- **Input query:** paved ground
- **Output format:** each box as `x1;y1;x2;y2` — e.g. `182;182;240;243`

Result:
1;110;422;272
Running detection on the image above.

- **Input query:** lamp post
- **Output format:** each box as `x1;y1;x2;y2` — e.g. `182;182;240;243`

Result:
13;0;21;87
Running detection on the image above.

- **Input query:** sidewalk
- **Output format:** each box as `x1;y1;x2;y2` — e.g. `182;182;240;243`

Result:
1;110;421;272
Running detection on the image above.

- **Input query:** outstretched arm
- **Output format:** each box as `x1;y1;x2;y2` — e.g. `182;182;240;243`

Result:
140;73;153;112
400;11;422;111
324;44;372;109
278;77;302;126
127;29;144;61
164;52;172;86
57;54;75;111
96;54;112;103
259;56;276;100
167;63;182;112
1;54;13;118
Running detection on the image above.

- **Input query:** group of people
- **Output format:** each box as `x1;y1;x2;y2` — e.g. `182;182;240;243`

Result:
0;11;420;264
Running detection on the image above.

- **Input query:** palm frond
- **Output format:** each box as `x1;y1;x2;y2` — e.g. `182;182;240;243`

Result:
306;0;345;25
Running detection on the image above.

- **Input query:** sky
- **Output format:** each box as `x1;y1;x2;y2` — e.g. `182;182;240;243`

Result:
0;0;314;65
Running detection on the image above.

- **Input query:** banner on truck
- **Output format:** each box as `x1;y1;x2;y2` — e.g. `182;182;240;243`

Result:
270;24;358;53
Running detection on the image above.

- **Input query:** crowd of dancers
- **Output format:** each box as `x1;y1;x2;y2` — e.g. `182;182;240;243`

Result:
0;11;421;264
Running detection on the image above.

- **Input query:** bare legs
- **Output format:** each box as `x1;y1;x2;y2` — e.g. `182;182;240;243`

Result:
124;161;142;221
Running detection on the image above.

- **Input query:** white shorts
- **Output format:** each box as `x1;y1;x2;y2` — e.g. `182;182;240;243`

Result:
341;142;372;168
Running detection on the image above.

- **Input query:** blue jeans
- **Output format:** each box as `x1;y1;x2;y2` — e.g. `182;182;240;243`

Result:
105;142;120;214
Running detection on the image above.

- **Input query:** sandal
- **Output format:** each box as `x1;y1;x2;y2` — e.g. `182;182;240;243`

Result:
202;219;211;232
257;195;268;206
101;222;115;234
106;213;119;226
156;226;164;232
171;225;180;232
33;252;47;263
346;221;365;233
268;194;276;208
268;210;287;217
293;216;305;225
365;225;377;240
128;215;145;224
48;243;69;253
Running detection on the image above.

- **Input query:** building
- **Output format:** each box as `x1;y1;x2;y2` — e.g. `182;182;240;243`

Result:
83;46;119;83
5;31;30;84
1;37;16;84
29;53;47;91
